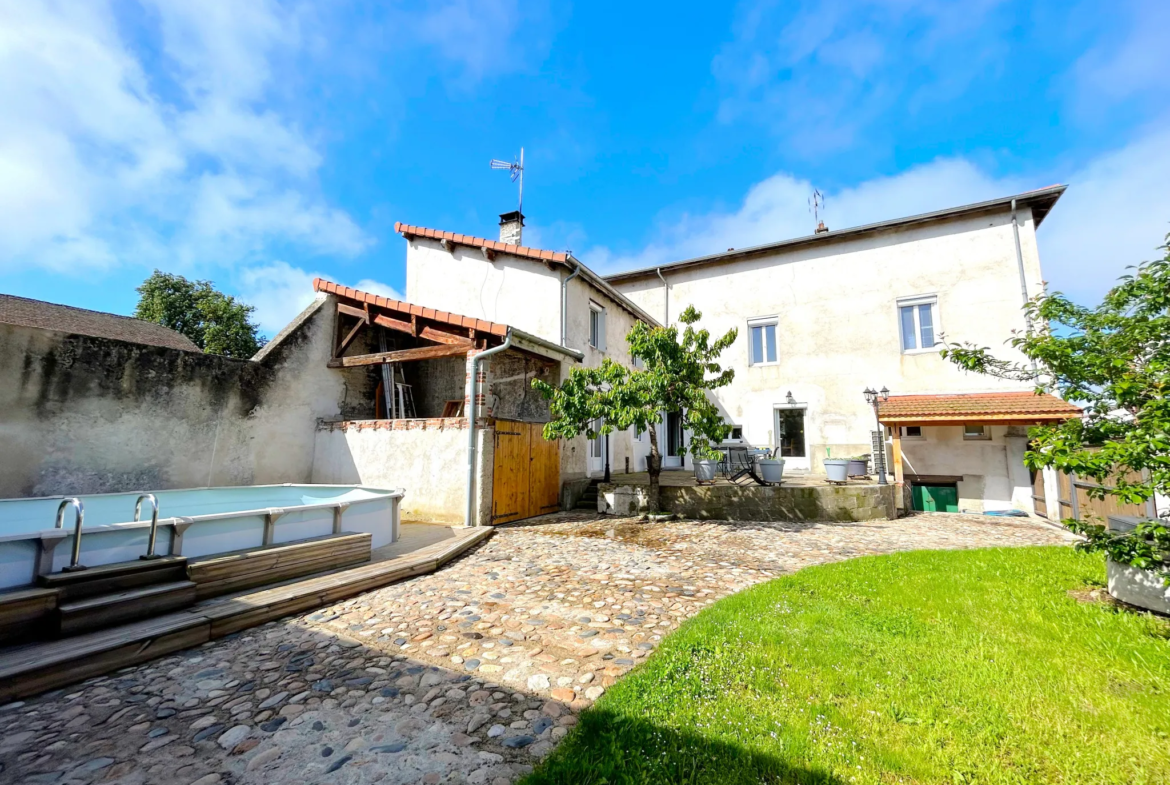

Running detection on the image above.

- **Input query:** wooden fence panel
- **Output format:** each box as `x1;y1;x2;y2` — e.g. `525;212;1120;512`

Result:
1031;471;1047;517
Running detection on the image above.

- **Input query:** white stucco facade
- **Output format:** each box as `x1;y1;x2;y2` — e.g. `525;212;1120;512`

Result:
607;201;1056;510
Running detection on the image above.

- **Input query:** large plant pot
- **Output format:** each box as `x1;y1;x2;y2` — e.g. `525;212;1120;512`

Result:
694;459;719;484
758;458;785;484
1107;558;1170;615
847;459;868;477
823;458;850;483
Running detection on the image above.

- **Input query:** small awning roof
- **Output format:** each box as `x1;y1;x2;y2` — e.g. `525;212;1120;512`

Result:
878;391;1081;426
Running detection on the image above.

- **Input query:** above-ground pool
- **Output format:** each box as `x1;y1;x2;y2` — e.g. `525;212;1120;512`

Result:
0;484;403;590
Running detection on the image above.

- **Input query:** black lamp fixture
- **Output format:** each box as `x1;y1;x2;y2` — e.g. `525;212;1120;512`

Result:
785;390;796;405
863;386;891;485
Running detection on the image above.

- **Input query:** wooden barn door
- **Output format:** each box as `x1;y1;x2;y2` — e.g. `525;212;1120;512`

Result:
492;420;560;524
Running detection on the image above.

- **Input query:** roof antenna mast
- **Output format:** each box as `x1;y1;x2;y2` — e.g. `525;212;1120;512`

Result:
489;147;524;214
809;188;828;233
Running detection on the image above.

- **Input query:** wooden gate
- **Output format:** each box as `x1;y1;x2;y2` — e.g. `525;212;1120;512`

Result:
1037;467;1157;522
491;420;561;524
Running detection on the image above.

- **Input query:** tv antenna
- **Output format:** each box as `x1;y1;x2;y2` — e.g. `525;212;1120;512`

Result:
489;147;524;214
808;188;826;227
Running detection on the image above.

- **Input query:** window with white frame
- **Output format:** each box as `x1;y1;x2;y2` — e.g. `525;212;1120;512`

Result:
748;317;778;365
889;425;924;439
589;302;607;350
963;424;990;440
897;295;939;353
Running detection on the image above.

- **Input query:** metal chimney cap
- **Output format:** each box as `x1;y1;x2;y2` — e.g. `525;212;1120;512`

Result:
499;211;525;225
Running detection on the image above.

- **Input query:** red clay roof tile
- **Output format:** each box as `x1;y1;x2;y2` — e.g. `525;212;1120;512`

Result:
878;391;1080;424
312;279;509;337
394;222;570;265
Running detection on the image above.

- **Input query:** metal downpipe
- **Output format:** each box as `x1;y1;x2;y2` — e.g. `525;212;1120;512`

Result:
656;267;669;325
465;330;513;527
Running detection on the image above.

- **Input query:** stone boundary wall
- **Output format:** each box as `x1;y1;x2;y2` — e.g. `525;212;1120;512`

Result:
599;482;897;522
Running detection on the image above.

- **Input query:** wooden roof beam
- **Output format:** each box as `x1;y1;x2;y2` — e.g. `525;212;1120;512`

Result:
328;342;471;368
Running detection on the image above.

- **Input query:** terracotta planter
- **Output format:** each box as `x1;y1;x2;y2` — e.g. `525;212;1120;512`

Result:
823;458;849;483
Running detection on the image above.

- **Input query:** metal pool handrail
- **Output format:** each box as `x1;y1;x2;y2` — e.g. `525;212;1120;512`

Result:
54;498;87;572
135;493;161;560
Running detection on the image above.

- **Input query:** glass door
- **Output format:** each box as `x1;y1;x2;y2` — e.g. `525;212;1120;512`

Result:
588;418;605;475
774;407;809;471
663;410;684;468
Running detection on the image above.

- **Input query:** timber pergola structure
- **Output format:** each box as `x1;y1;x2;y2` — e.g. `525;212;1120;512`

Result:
315;279;509;369
877;391;1081;488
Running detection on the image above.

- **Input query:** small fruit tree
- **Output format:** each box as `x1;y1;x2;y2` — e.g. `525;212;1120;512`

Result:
533;305;737;513
942;239;1170;581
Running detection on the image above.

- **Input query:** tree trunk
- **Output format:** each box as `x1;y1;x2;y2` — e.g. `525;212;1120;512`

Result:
647;425;662;513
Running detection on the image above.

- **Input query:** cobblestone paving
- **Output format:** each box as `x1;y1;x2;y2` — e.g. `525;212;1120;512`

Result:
0;512;1076;785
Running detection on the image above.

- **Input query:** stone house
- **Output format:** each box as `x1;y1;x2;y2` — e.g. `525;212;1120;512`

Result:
605;186;1080;513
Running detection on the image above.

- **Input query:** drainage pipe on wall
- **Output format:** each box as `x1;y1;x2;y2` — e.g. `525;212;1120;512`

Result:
656;267;669;325
1009;198;1032;333
465;330;513;527
560;263;582;347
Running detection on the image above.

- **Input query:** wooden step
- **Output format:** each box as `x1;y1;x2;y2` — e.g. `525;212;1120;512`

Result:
56;580;197;637
38;556;188;601
0;588;59;642
0;526;492;703
187;532;372;600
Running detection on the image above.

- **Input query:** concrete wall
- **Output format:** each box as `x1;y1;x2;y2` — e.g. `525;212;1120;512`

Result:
0;297;346;498
599;480;897;522
610;207;1046;502
899;425;1032;512
310;419;471;524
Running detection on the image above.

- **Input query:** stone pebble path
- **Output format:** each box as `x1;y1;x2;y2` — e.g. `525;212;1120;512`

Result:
0;512;1075;785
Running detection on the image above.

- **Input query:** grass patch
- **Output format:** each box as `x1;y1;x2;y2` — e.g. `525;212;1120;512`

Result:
523;547;1170;784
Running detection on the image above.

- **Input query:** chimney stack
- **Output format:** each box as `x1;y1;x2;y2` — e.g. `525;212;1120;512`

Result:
499;211;525;245
815;221;829;234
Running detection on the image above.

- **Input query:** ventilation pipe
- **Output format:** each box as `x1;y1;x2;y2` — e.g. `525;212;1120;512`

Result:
560;263;581;347
656;267;669;325
465;330;513;527
1010;198;1032;333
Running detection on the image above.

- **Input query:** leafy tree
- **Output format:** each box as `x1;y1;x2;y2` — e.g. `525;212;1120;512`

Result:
942;239;1170;578
135;270;264;357
533;305;737;512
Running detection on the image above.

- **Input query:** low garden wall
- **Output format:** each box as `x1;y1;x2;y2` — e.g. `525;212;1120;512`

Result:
598;481;897;522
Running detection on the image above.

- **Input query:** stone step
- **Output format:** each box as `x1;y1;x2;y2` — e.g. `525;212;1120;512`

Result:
56;580;197;637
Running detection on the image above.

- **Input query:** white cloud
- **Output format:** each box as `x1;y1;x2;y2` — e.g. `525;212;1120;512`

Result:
585;124;1170;305
0;0;371;274
237;261;401;335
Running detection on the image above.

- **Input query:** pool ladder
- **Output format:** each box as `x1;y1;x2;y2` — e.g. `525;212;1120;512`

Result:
52;494;163;573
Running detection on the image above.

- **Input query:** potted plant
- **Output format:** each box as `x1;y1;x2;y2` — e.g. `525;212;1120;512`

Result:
1068;517;1170;615
823;450;850;482
758;454;785;484
694;448;722;484
847;455;869;477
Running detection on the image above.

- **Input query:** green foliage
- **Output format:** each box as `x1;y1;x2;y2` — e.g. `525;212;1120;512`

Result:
942;239;1169;505
135;270;264;357
1068;518;1170;584
533;305;737;508
524;547;1170;784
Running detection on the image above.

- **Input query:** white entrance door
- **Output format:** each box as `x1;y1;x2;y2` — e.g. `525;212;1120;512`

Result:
662;410;685;469
588;419;605;476
774;405;810;471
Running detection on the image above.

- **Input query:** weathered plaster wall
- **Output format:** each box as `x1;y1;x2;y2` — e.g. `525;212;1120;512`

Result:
405;239;562;343
485;349;555;423
0;297;345;498
612;208;1045;489
311;419;469;524
406;356;467;418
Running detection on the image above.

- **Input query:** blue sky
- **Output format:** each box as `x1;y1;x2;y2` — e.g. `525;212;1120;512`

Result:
2;0;1168;335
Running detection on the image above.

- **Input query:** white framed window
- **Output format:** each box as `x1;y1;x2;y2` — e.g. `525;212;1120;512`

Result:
589;418;604;457
724;425;744;442
897;295;940;353
963;424;990;440
589;302;607;350
632;354;644;369
748;317;778;365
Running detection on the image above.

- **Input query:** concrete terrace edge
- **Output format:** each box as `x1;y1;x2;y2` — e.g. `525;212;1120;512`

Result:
598;481;898;522
0;527;494;703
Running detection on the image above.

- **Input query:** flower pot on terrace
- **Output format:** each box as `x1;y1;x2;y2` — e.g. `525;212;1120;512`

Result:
823;458;850;483
758;458;785;484
694;459;719;484
847;458;868;477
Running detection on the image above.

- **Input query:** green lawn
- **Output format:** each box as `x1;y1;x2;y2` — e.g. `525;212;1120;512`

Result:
523;547;1170;785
